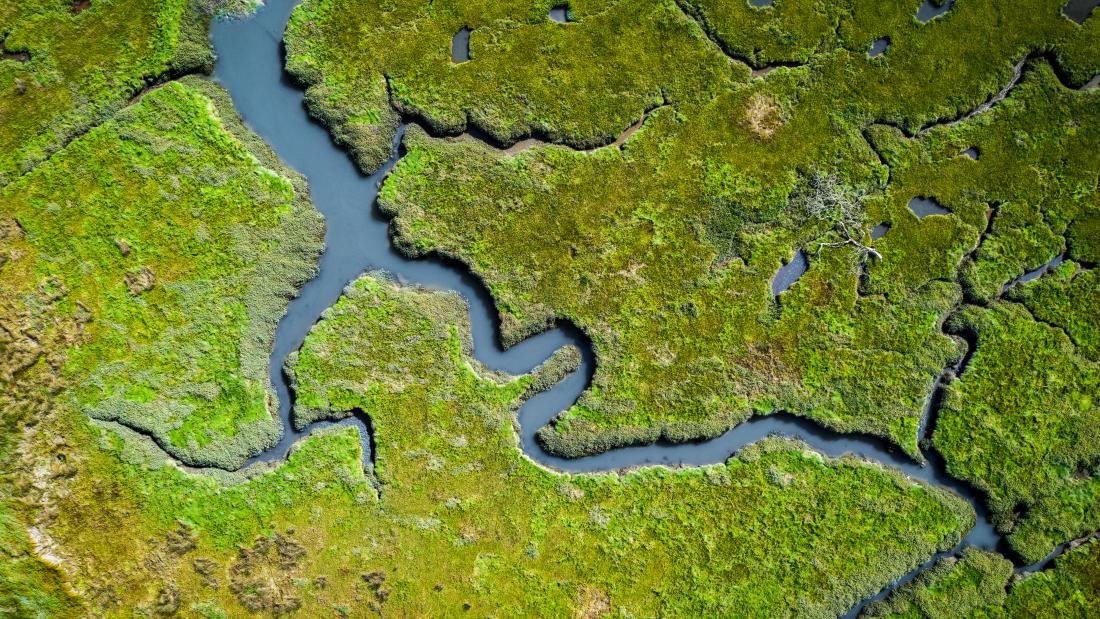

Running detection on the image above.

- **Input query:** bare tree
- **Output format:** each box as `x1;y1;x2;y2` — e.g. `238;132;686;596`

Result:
794;171;882;263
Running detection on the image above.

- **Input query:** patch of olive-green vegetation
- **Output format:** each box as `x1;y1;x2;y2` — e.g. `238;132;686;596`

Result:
0;78;323;469
288;271;578;430
866;539;1100;618
0;0;256;186
934;301;1100;563
1067;205;1100;263
16;407;378;613
996;537;1100;617
867;65;1100;305
677;0;841;65
864;547;1014;618
284;0;746;172
1009;262;1100;362
379;72;958;460
685;0;1100;100
280;272;974;616
288;0;1099;172
337;0;1099;457
5;271;972;615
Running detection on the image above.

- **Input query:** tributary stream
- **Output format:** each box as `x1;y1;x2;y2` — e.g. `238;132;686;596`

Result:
210;1;1048;615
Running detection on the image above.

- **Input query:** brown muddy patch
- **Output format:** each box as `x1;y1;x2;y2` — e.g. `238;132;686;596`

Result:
71;0;92;15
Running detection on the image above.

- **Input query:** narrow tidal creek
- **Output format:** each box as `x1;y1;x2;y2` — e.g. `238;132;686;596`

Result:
209;1;1048;614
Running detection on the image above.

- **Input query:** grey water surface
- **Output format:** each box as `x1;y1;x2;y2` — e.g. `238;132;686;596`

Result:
908;196;951;218
549;5;570;22
451;27;471;62
210;1;1011;615
1063;0;1100;24
917;0;956;23
869;37;890;57
771;249;809;296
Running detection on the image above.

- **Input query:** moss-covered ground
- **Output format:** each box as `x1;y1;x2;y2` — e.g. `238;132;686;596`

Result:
1;77;322;469
287;0;1100;561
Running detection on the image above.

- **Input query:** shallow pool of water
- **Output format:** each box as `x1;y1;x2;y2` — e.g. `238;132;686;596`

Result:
908;196;950;218
1063;0;1099;23
917;0;955;23
869;37;890;57
452;27;471;62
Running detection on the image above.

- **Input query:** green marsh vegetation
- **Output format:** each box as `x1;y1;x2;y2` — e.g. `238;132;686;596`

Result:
0;0;258;187
288;0;1100;572
865;538;1100;618
0;77;322;469
3;258;974;615
0;0;1097;614
322;0;1097;458
0;42;971;616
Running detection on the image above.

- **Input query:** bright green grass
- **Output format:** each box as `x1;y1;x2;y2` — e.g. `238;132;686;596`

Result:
864;547;1014;618
865;539;1100;618
0;77;322;469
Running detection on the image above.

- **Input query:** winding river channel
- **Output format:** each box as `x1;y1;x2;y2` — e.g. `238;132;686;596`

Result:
209;1;1046;614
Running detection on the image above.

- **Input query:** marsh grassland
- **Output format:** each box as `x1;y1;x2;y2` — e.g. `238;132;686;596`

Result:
1;0;1099;616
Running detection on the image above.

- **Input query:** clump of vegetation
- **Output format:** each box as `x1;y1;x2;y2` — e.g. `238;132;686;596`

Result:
866;538;1100;618
285;0;743;171
0;77;323;468
934;301;1100;563
863;547;1014;618
0;0;244;186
